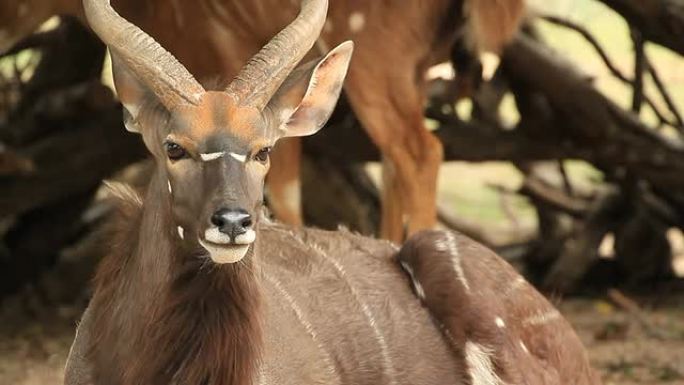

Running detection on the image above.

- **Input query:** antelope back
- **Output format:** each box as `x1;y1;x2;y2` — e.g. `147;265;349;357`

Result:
398;230;602;385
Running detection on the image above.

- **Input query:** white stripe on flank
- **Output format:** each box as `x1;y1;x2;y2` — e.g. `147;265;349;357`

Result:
262;272;336;378
502;276;526;298
299;237;397;385
436;232;470;292
200;152;225;162
522;309;561;326
400;261;426;301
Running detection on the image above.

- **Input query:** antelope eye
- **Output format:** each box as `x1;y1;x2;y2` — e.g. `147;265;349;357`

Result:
164;141;187;161
254;147;271;163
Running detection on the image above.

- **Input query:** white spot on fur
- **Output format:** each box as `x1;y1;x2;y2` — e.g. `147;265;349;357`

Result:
348;12;365;33
200;151;225;162
400;261;426;301
495;317;505;328
177;226;184;239
523;309;562;326
167;180;172;194
519;340;529;354
438;232;470;292
465;342;504;385
229;152;247;163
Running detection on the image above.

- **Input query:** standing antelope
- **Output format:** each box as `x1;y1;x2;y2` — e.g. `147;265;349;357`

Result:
0;0;525;241
63;1;600;384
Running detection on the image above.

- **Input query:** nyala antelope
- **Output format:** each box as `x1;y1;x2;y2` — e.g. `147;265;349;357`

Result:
0;0;525;241
63;1;600;385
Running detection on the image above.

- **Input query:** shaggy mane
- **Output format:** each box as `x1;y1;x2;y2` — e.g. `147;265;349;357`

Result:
88;181;262;385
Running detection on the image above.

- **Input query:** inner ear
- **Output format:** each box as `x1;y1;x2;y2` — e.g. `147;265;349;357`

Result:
267;41;354;138
111;53;167;134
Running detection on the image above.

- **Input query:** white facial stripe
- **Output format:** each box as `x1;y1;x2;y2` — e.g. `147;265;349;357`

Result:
167;180;172;194
199;240;249;264
200;152;226;162
177;226;184;239
229;152;247;163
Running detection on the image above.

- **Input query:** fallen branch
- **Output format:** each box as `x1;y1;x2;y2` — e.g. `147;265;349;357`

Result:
607;288;671;340
596;0;684;56
520;177;591;218
540;15;676;129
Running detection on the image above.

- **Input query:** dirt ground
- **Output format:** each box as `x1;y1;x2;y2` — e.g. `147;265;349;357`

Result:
0;287;682;385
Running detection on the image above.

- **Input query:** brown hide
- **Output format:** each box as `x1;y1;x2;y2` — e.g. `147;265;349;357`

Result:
68;177;465;385
398;230;602;385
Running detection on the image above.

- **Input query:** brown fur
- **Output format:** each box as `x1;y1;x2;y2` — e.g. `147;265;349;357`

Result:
88;176;262;385
68;190;601;385
73;178;467;385
398;230;602;385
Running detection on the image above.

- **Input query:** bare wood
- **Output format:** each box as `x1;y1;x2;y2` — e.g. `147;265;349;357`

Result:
0;84;146;217
539;14;675;129
502;34;684;194
645;55;684;130
596;0;684;56
520;177;591;218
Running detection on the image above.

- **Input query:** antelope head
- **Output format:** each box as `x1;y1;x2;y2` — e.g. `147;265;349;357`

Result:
84;0;353;264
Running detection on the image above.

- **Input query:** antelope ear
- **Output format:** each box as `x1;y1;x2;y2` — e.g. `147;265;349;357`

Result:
110;53;160;134
269;41;354;138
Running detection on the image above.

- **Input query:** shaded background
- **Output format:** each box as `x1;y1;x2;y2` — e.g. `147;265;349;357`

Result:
1;0;683;383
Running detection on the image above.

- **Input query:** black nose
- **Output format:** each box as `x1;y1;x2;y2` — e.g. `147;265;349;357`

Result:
211;208;253;237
